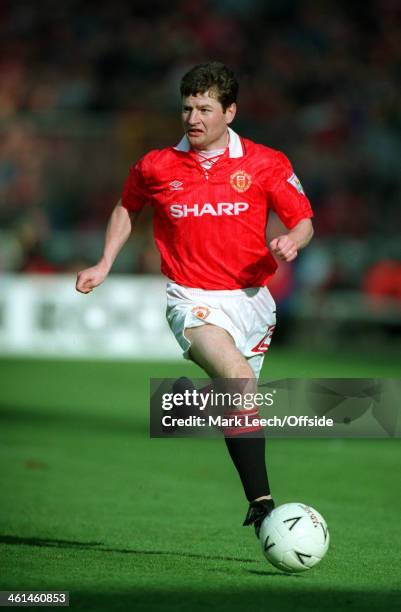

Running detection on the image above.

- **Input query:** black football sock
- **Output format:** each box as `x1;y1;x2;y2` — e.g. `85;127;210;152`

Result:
224;434;271;502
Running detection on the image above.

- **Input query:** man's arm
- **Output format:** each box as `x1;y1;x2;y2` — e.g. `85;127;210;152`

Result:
269;218;313;263
76;200;140;294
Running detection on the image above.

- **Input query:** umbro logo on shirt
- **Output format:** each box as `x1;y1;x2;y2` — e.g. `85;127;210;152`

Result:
169;180;184;190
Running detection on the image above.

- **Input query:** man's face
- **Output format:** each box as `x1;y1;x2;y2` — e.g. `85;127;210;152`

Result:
181;89;236;151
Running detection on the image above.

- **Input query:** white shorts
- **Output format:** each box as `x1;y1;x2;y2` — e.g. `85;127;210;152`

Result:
166;281;276;379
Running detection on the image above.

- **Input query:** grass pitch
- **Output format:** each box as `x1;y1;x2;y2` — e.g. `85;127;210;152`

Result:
0;349;400;611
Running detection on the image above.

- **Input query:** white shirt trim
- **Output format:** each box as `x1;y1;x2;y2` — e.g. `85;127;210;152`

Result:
174;127;244;158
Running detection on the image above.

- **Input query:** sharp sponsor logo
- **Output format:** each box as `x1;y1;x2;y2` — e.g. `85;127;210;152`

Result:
170;202;249;218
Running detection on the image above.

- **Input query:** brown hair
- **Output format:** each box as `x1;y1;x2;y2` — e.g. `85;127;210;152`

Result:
180;62;238;111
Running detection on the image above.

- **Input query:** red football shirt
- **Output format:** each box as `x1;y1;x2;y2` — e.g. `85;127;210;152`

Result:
121;128;313;290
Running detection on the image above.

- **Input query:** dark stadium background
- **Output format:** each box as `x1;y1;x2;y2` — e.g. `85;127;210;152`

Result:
0;1;400;611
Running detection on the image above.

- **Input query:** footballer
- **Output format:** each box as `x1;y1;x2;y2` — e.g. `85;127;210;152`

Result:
76;62;314;536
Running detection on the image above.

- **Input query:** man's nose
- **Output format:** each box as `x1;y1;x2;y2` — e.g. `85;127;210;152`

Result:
188;110;201;124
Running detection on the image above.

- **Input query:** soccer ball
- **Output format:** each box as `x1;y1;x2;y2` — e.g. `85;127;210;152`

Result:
259;503;329;573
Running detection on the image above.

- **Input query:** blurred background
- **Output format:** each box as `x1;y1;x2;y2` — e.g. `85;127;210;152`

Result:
0;0;400;357
1;2;400;600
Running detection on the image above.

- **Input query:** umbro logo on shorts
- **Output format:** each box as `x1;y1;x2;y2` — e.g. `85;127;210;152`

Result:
170;202;249;217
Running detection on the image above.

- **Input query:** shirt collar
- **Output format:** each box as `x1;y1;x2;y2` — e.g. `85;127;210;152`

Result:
173;127;244;158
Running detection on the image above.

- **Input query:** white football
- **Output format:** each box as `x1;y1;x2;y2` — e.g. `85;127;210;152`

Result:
259;502;329;573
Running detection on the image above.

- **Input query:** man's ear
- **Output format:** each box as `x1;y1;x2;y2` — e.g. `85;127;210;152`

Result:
225;103;237;125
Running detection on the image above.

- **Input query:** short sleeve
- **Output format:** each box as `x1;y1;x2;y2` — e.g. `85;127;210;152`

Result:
268;151;313;230
121;158;150;212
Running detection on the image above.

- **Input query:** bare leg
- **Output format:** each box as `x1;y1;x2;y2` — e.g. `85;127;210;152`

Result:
185;324;256;394
185;324;272;503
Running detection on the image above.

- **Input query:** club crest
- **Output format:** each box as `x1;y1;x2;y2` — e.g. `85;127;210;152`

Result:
191;306;211;320
230;170;252;193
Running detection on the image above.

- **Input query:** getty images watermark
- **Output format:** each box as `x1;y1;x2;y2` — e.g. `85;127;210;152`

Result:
160;388;333;429
149;378;401;438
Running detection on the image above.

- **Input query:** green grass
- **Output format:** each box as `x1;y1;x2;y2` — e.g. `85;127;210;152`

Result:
0;349;400;611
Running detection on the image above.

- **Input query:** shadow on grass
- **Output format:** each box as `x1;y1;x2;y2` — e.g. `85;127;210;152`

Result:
246;568;301;578
69;589;401;612
0;534;255;564
2;536;401;612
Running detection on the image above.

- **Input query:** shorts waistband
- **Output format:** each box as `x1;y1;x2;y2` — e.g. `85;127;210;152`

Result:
166;281;265;298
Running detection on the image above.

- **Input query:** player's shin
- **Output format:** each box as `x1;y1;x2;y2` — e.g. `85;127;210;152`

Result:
223;420;271;503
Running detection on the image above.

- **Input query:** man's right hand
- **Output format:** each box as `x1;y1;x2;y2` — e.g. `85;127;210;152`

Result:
75;260;110;294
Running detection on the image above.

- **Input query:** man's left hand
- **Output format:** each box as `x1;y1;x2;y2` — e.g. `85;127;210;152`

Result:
269;235;298;262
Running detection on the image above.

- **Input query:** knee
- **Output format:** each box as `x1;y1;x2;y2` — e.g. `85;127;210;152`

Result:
225;363;256;396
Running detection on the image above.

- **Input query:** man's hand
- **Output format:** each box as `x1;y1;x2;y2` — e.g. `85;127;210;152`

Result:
75;202;135;294
269;235;298;262
269;219;314;262
76;259;110;294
